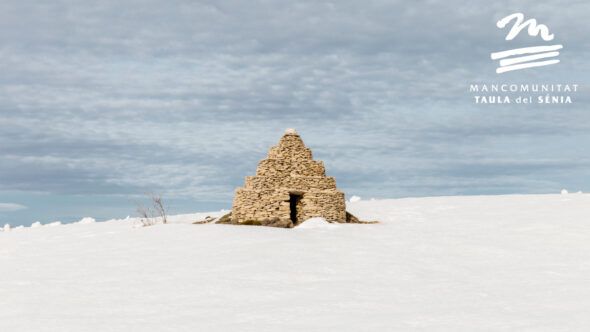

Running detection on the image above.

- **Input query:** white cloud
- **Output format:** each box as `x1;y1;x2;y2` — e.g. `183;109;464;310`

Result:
0;203;27;212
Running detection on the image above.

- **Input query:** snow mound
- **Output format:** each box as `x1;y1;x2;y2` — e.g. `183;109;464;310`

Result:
297;217;340;229
3;224;10;232
30;221;42;228
349;195;361;202
77;217;96;224
561;189;569;195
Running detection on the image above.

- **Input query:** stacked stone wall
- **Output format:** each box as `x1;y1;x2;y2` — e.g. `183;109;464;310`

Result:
255;159;325;177
230;130;347;227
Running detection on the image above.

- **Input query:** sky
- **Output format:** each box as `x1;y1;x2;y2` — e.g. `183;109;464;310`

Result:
1;0;589;226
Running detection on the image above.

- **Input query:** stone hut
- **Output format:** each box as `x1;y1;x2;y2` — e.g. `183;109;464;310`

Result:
223;128;360;228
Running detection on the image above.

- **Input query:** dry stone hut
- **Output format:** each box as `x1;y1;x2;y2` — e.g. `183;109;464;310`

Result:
221;128;360;228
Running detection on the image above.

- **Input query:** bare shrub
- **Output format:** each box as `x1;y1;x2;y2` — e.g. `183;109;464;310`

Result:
136;193;168;227
151;194;167;224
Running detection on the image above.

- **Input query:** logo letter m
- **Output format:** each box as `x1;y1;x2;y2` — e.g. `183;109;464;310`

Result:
497;13;554;41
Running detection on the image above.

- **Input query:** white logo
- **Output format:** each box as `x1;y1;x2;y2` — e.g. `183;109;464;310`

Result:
491;13;562;74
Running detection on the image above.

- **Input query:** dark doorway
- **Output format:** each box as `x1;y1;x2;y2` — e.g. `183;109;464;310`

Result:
289;193;301;224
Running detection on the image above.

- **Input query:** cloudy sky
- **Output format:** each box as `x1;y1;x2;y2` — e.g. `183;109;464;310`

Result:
1;0;589;225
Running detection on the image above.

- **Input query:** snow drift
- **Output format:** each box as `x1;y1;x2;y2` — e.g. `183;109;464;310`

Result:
1;194;589;331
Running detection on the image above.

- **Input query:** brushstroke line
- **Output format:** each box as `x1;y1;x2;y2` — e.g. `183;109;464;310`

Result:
499;51;559;67
496;59;560;74
491;45;563;60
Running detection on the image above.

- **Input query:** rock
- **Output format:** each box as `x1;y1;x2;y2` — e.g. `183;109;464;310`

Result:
346;211;360;223
264;217;292;228
214;213;232;224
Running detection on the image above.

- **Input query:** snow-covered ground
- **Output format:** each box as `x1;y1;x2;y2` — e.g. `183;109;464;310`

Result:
1;194;590;331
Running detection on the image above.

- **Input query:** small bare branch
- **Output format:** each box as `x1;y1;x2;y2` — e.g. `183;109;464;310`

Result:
135;193;168;227
151;194;167;224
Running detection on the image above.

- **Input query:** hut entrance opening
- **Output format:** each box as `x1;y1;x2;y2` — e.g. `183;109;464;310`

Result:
289;193;302;224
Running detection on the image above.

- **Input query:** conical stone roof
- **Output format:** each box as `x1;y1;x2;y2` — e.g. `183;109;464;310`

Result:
229;129;348;227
